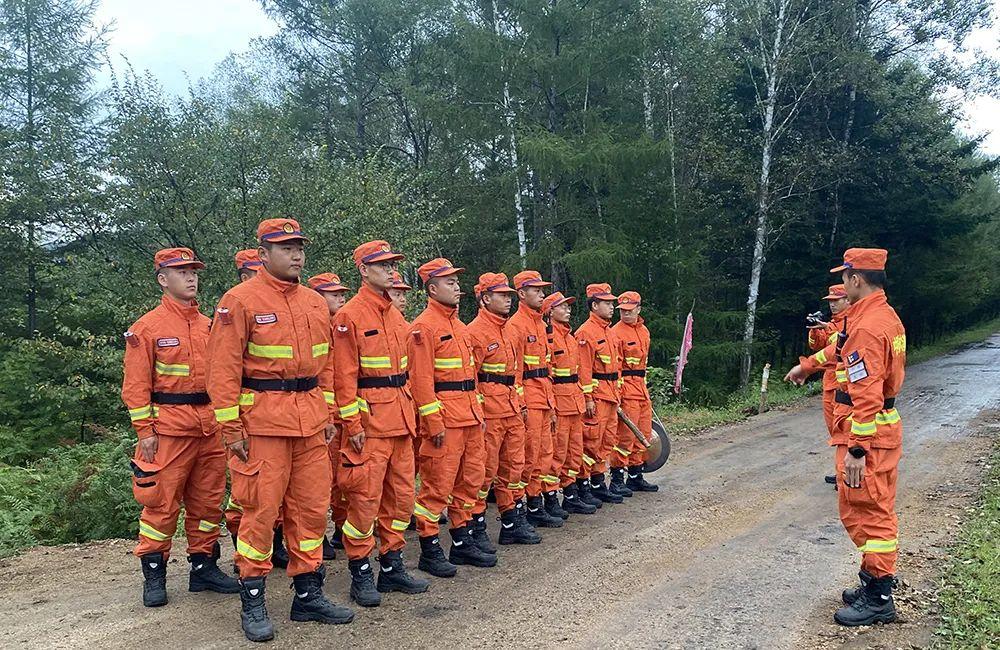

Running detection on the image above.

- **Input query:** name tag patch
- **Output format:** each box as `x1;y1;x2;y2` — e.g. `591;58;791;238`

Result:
255;313;277;325
487;342;499;352
527;335;536;343
156;337;180;348
847;360;868;383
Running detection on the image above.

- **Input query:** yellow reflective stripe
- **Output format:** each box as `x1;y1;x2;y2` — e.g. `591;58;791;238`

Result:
227;497;243;512
482;362;506;373
312;342;329;357
859;538;898;553
215;405;240;422
613;446;631;457
515;385;524;395
128;405;152;421
198;519;220;532
477;489;489;499
342;520;374;540
138;520;169;541
339;398;368;418
239;392;255;406
835;370;847;383
597;354;612;364
851;418;877;437
523;355;540;365
876;409;901;426
418;401;443;416
357;398;369;413
581;383;594;394
400;356;408;369
434;357;463;369
625;357;641;365
391;519;409;531
582;454;596;466
506;481;521;489
552;367;572;377
518;481;528;489
814;349;828;365
247;342;294;359
476;393;484;404
827;331;838;345
154;360;190;376
323;390;336;405
299;537;323;552
567;469;579;477
540;474;559;484
360;356;391;368
413;502;440;522
237;537;272;561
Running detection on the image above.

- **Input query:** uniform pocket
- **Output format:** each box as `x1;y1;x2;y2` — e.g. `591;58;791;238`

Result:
131;458;165;509
228;456;264;509
338;447;370;493
419;436;447;459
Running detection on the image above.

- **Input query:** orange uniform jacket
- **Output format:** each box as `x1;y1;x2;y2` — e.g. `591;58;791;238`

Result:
123;295;215;439
407;300;485;434
549;320;585;416
332;284;416;438
505;303;554;410
206;268;336;443
612;317;650;402
467;308;521;419
807;317;845;393
575;313;620;404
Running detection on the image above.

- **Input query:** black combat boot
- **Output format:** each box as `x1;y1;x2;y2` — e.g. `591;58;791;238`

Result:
417;535;458;578
470;512;497;555
526;495;563;528
290;570;354;624
140;552;168;607
609;468;634;498
322;535;337;561
498;507;541;545
272;526;289;570
331;527;344;550
189;546;240;594
449;526;498;568
834;575;897;627
239;576;274;642
577;478;603;509
543;490;570;520
561;483;597;514
348;557;382;607
841;569;873;605
626;468;659;493
590;473;624;504
377;549;430;594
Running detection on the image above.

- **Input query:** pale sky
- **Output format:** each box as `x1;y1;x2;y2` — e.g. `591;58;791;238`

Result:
94;0;1000;154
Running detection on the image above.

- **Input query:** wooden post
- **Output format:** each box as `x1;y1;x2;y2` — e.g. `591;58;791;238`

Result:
758;363;771;414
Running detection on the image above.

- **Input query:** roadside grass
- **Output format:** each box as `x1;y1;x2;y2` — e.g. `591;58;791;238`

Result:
934;444;1000;648
908;317;1000;366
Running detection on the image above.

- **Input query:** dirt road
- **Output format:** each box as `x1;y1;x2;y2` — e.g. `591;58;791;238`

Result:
2;335;998;649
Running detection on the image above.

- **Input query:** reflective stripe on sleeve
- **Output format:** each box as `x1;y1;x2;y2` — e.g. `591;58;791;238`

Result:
418;401;443;416
813;349;828;365
312;342;329;357
875;409;901;426
239;392;255;406
850;418;877;437
129;405;153;421
323;391;336;405
215;405;240;422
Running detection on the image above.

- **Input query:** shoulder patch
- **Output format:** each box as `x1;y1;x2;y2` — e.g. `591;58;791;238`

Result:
156;337;180;348
255;313;277;325
336;324;349;335
527;335;536;343
216;307;232;325
578;339;586;346
124;331;140;348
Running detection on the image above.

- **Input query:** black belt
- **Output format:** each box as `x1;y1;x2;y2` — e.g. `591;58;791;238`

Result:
621;369;646;377
523;368;550;380
834;390;896;410
241;376;318;392
358;372;409;389
593;372;619;381
552;374;579;384
435;379;476;392
151;391;210;405
478;372;515;386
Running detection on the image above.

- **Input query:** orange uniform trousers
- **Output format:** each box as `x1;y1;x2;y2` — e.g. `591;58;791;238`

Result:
476;415;527;514
822;387;836;436
613;398;651;469
340;434;414;560
328;431;347;530
583;399;619;476
556;413;584;488
228;433;330;578
523;408;555;497
836;444;901;578
415;424;486;536
133;432;226;558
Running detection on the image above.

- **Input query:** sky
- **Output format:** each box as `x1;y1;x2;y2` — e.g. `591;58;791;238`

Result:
94;0;1000;154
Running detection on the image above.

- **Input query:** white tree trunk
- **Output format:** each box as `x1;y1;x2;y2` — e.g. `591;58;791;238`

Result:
494;0;527;264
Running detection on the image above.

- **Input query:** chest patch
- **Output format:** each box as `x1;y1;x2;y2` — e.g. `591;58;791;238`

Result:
554;350;564;356
487;342;499;352
527;335;537;343
364;329;379;337
156;337;180;348
847;360;868;383
440;334;453;342
846;350;860;365
255;313;278;325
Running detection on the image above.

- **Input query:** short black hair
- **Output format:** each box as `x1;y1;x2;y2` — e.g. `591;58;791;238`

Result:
259;241;273;253
847;269;886;289
238;269;254;282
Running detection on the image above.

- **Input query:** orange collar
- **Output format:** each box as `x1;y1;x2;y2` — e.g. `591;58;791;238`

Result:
551;320;572;337
160;294;201;321
517;302;544;323
257;265;300;294
359;282;392;312
586;312;611;329
846;289;886;319
426;297;458;321
616;317;644;331
477;307;508;329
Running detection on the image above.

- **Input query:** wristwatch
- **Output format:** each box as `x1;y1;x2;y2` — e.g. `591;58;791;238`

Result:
848;446;866;459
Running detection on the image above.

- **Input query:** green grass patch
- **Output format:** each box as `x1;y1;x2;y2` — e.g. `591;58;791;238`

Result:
908;317;1000;366
935;444;1000;648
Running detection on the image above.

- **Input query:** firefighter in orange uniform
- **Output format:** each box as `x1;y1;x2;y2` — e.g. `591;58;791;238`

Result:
806;284;851;485
542;291;596;516
235;249;262;282
611;291;658;493
123;248;239;609
576;283;625;504
307;273;352;560
786;248;905;627
408;259;495;575
468;273;540;546
207;220;353;641
332;241;429;608
388;270;412;315
505;271;563;529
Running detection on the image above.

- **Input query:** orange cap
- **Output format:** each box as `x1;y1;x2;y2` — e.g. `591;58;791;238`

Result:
390;271;412;291
541;291;575;314
830;248;887;273
586;283;617;300
475;272;517;296
822;284;847;300
257;218;309;244
154;247;205;270
512;270;552;290
308;272;351;293
353;240;405;267
617;291;641;310
234;249;262;271
417;257;465;284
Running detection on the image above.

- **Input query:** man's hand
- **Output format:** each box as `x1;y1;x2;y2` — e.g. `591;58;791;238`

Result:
784;364;808;386
550;412;557;432
139;434;158;463
228;438;249;462
585;400;596;419
349;430;366;453
843;452;866;488
324;423;338;445
807;321;830;330
431;431;446;448
521;407;528;424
